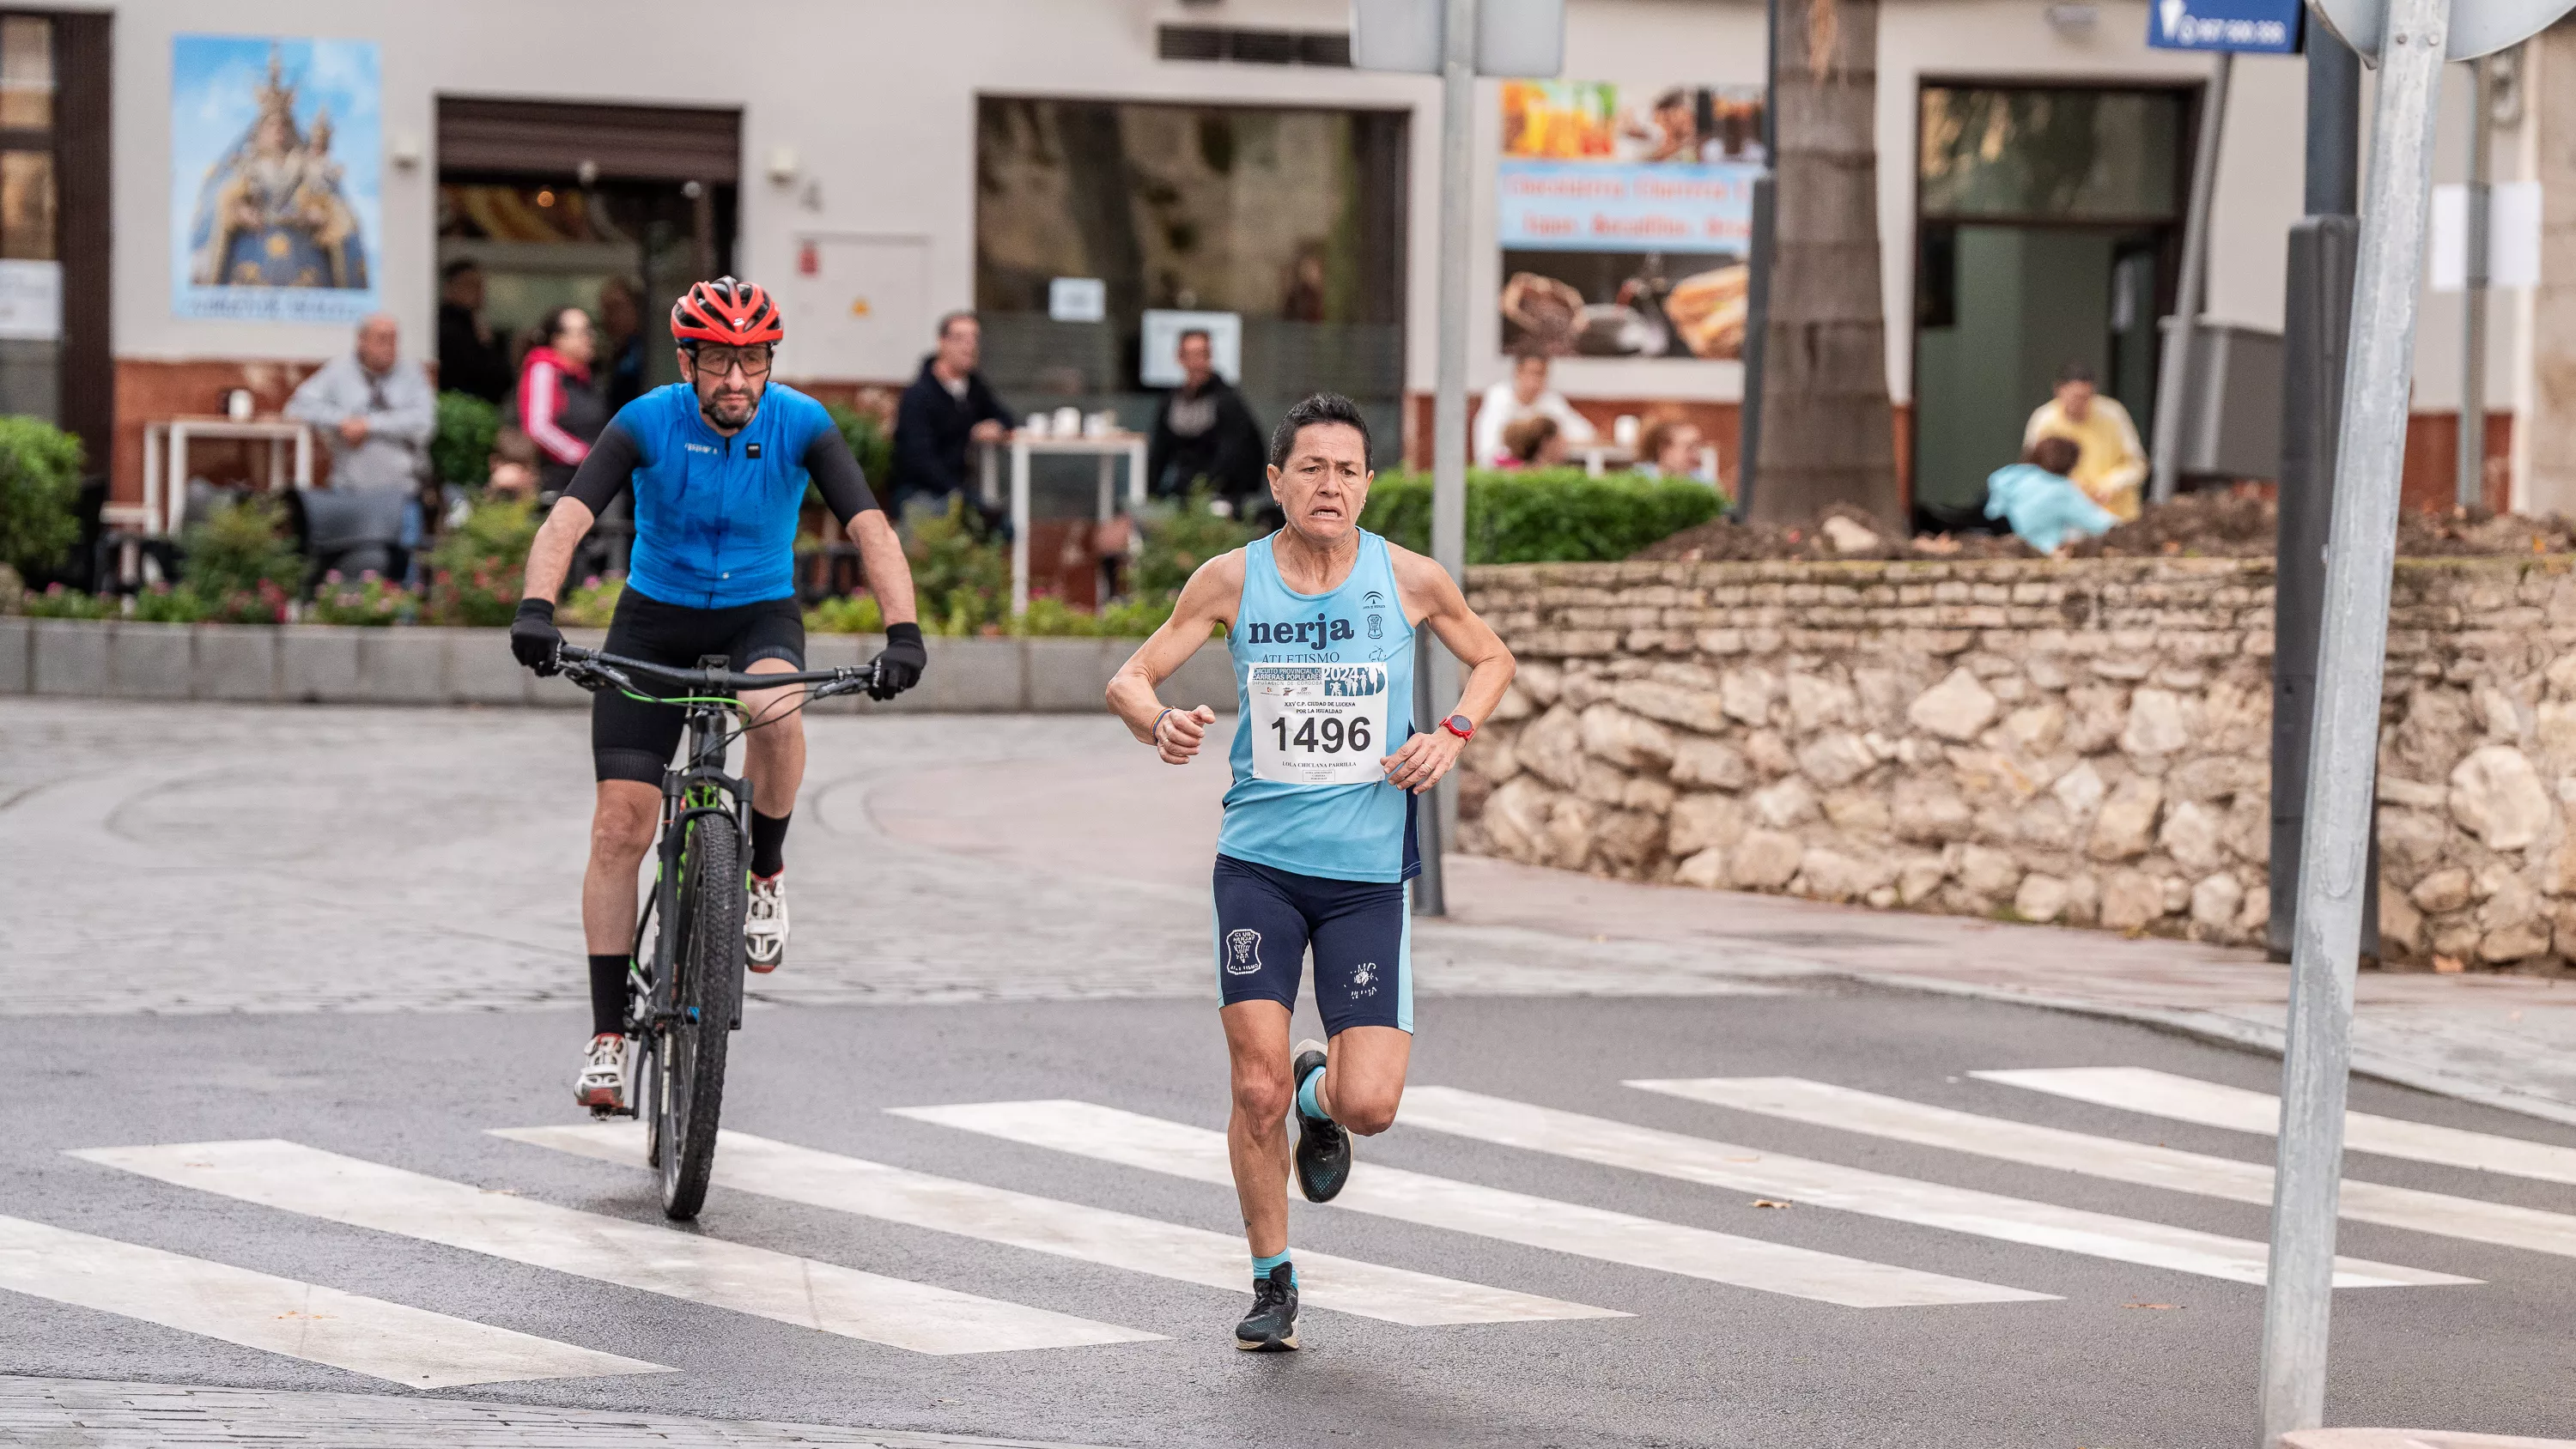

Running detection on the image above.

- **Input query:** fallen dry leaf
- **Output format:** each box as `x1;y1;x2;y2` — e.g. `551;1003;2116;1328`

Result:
2433;955;2467;973
2122;1302;2181;1310
1752;1199;1792;1210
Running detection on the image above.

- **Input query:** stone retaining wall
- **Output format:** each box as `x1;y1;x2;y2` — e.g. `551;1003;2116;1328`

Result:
0;619;1230;714
1457;555;2576;966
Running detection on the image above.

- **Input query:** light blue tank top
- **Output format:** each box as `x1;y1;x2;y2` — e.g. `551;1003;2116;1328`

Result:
1218;530;1419;883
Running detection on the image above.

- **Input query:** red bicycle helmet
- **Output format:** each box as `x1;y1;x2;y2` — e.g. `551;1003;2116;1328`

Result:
670;276;784;347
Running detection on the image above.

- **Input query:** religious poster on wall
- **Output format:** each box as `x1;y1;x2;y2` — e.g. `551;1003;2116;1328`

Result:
170;35;381;323
1497;81;1763;361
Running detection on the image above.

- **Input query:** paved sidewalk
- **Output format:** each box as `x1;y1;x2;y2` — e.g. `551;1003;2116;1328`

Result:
10;698;2574;1124
0;1378;1107;1447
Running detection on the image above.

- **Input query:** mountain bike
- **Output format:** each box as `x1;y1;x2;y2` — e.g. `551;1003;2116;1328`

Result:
556;643;883;1220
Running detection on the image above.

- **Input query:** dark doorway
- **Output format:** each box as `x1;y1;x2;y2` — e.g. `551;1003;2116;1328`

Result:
434;100;741;397
1911;82;2194;518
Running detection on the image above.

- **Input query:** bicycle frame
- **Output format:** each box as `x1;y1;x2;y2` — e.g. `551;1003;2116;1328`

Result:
628;658;757;1036
559;644;879;1040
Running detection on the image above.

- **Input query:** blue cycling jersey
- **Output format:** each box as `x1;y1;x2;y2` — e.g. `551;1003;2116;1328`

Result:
616;381;838;609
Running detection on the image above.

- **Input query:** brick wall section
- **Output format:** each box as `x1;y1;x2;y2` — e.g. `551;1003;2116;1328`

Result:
1456;555;2576;966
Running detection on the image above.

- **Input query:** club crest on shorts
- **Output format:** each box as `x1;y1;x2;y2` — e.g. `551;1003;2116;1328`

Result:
1349;961;1379;997
1224;929;1264;976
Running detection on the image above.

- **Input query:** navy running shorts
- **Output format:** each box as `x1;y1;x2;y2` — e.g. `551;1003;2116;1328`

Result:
1212;853;1413;1035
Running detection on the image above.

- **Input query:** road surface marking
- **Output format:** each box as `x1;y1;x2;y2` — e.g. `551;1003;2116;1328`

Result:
1634;1078;2576;1272
1400;1086;2460;1288
1973;1066;2576;1187
70;1139;1159;1355
0;1214;669;1388
498;1121;1620;1327
891;1100;2054;1308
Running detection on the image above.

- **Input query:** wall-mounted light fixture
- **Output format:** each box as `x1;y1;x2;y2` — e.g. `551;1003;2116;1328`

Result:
388;131;423;170
767;146;799;185
2044;4;2099;33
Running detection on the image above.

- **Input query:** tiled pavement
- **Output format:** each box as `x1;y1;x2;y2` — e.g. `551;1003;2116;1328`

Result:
0;1379;1107;1447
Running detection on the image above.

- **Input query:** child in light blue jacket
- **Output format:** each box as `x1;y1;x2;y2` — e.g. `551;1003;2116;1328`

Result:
1985;436;2118;554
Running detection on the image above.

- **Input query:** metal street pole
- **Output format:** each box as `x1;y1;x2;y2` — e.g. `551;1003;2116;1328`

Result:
1415;0;1476;918
2148;52;2233;506
2267;22;2364;963
1734;0;1781;517
2257;0;2454;1435
2458;55;2491;509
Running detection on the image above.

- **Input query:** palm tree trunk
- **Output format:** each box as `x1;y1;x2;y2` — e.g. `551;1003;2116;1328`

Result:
1749;0;1902;528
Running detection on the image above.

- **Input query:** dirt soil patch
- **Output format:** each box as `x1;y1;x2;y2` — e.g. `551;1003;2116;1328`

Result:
1631;492;2576;563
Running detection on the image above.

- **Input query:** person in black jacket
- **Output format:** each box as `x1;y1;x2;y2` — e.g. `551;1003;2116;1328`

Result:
889;312;1012;516
435;260;513;403
1147;328;1266;507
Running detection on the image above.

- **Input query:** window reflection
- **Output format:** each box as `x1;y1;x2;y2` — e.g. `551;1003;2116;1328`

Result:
1919;87;2184;221
0;15;49;130
2;150;54;259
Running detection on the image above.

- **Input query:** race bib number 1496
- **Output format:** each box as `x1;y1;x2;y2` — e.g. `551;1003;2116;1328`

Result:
1249;661;1389;785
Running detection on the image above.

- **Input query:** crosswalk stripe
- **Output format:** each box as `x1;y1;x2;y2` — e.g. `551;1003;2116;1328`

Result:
1972;1066;2576;1187
70;1140;1159;1355
1400;1087;2460;1288
891;1100;2055;1308
498;1121;1620;1327
0;1214;670;1388
1634;1078;2576;1271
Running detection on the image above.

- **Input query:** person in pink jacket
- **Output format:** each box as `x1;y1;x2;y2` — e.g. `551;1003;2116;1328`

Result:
514;306;608;499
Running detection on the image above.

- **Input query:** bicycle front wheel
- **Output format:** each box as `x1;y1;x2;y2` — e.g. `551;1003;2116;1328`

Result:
658;811;743;1220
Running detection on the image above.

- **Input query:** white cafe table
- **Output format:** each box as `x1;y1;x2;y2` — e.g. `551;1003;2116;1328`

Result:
978;430;1148;615
142;416;315;535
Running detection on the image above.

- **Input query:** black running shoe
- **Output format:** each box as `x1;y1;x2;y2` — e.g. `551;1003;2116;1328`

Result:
1234;1263;1299;1352
1291;1039;1351;1203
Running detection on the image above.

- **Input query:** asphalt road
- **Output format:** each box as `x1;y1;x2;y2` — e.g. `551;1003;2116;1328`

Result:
5;701;2574;1446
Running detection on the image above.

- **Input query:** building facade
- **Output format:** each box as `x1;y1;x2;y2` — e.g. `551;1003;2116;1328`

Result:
30;0;2574;524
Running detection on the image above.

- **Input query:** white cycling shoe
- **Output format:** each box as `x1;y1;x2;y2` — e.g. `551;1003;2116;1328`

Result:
745;873;788;974
575;1032;629;1113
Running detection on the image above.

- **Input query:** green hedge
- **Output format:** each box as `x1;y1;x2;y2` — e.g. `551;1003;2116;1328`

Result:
1359;469;1723;565
0;415;83;579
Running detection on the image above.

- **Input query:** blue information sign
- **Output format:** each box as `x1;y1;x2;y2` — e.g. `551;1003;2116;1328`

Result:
2148;0;2303;51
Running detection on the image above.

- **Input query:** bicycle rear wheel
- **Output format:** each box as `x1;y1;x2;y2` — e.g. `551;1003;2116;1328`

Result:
657;811;743;1220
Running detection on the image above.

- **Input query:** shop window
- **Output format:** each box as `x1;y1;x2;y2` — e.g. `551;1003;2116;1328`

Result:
974;96;1406;463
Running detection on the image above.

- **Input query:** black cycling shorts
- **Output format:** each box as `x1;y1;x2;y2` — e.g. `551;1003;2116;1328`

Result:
592;585;805;785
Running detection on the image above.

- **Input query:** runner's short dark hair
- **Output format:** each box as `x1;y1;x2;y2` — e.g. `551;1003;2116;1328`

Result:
1267;392;1372;470
937;309;977;340
2055;359;2097;386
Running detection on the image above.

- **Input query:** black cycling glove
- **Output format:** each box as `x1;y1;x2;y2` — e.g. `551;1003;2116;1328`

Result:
868;621;927;700
510;597;564;676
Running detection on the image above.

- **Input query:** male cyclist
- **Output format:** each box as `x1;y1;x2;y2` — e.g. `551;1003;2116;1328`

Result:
508;276;927;1110
1105;392;1516;1351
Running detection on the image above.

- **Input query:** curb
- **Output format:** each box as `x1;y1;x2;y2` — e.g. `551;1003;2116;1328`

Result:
0;618;1230;714
1807;964;2576;1131
2281;1432;2576;1448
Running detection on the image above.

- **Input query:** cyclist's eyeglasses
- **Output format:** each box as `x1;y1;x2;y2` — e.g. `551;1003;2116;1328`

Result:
691;345;773;380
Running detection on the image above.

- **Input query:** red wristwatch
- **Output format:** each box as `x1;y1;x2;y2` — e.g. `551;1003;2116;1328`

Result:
1440;713;1475;741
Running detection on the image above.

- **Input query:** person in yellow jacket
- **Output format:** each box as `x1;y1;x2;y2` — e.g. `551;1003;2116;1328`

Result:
2023;362;2148;521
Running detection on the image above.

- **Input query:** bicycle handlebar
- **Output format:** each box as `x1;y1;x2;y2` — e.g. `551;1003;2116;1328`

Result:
555;644;884;700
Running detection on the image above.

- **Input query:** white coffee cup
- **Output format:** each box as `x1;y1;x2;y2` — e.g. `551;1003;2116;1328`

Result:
227;389;255;422
1613;414;1641;449
1024;412;1050;437
1052;405;1083;437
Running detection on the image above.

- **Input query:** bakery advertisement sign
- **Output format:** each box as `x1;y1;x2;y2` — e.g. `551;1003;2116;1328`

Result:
1497;80;1763;361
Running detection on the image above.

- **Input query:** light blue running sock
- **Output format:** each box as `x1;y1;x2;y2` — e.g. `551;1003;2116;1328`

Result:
1296;1065;1329;1123
1252;1250;1291;1280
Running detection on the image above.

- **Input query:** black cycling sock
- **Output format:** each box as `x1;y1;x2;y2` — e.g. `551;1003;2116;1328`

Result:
587;954;627;1037
750;809;791;878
